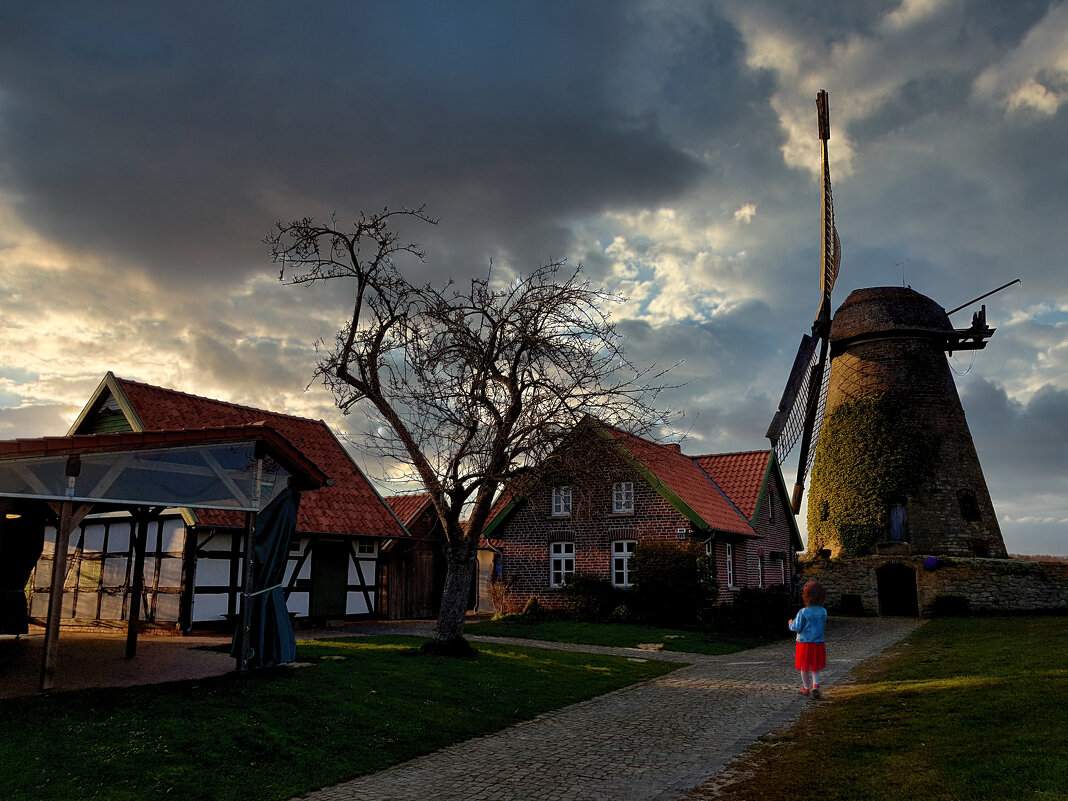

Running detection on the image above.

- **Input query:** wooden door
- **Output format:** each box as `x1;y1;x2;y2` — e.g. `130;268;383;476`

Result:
310;541;348;618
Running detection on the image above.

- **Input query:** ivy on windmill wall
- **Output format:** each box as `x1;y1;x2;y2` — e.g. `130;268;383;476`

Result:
807;392;939;557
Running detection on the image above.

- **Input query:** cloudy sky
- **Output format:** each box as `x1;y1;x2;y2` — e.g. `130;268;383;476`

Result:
1;0;1065;554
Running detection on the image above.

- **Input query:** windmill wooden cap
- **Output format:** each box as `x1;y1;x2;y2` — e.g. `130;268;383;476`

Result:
830;286;951;343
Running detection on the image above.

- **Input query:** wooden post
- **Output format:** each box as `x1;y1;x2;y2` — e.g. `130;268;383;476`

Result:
236;510;255;671
235;457;263;672
125;510;151;659
40;502;73;692
39;496;92;692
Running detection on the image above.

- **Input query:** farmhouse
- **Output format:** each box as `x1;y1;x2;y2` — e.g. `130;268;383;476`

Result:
22;372;413;630
483;420;802;609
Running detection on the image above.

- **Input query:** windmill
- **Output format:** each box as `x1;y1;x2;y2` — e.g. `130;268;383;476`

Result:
765;89;840;515
766;92;1012;561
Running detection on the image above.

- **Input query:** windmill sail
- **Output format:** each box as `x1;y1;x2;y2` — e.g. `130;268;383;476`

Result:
767;89;841;515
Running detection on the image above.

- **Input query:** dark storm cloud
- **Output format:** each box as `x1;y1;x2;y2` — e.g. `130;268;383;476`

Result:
0;1;725;286
962;378;1068;490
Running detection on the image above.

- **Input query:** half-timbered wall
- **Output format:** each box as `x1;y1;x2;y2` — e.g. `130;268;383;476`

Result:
193;531;379;621
28;514;384;626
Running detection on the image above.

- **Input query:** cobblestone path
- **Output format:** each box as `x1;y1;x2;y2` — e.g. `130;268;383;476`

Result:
295;617;922;801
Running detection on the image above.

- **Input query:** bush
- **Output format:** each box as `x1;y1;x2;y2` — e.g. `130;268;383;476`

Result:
709;586;794;637
521;594;543;620
560;573;627;621
487;575;522;619
631;542;718;627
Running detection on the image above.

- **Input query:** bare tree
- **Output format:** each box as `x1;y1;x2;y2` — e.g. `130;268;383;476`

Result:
268;207;675;649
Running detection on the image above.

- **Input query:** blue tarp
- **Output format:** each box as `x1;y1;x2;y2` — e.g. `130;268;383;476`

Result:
231;488;300;668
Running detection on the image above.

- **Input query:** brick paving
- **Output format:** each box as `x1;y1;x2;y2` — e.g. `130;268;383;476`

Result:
295;617;923;801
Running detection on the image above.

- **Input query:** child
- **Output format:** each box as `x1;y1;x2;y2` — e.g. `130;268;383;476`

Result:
789;581;828;698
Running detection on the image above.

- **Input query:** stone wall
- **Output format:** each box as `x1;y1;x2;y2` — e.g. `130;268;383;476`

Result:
800;555;1068;617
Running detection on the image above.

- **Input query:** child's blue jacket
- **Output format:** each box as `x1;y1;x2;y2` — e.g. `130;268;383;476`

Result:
789;605;827;643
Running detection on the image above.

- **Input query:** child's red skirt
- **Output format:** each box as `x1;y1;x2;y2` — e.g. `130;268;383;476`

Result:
795;642;826;671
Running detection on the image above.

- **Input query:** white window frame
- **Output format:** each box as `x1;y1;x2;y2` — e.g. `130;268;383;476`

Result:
550;541;575;587
356;540;377;556
611;540;636;588
725;542;735;589
551;486;572;517
611;481;634;514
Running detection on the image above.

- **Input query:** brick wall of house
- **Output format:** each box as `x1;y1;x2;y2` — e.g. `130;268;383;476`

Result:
498;459;706;609
743;474;796;594
496;452;799;610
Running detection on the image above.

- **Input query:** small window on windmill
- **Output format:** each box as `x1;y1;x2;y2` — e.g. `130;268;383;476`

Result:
957;489;982;522
888;498;908;543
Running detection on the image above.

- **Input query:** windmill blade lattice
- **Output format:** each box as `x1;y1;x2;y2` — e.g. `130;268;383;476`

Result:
767;336;829;473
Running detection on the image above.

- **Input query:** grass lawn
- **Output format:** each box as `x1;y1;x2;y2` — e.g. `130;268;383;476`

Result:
0;635;678;801
466;616;777;654
689;616;1068;801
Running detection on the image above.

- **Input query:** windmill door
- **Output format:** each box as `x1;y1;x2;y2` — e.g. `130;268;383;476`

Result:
889;502;908;542
310;540;349;618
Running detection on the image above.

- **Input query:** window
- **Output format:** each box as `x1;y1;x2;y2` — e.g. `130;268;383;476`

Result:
550;541;575;587
552;486;572;517
356;540;377;556
957;489;981;522
704;539;714;556
612;482;634;514
611;540;636;587
725;543;735;589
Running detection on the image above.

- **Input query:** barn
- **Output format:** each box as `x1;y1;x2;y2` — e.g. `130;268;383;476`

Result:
21;372;410;630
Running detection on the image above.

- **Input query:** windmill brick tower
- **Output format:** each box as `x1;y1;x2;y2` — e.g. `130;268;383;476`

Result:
766;91;1008;563
805;286;1007;559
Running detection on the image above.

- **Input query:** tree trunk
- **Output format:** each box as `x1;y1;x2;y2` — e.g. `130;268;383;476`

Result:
434;544;476;645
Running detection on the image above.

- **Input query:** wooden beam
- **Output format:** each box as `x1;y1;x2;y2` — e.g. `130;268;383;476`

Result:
39;500;93;692
235;510;256;671
125;506;166;659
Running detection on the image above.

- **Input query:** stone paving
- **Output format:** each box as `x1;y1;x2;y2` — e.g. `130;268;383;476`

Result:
295;617;923;801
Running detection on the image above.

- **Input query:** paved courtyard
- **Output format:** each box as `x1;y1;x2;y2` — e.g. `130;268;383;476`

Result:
296;617;923;801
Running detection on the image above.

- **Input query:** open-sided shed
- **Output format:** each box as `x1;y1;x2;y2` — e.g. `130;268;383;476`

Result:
0;425;329;691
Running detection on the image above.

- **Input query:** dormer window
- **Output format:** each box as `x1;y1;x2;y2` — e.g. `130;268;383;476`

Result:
612;481;634;514
552;486;572;517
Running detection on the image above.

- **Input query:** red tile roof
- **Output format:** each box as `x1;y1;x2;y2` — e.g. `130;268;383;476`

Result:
385;493;432;526
604;427;756;536
693;451;772;520
78;374;406;538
